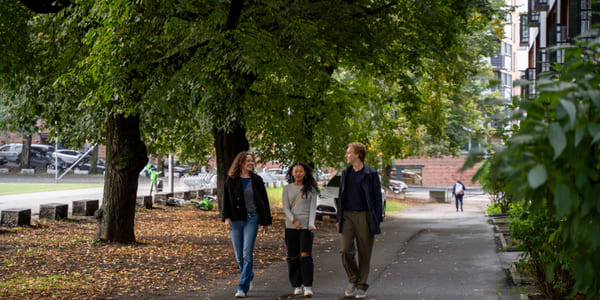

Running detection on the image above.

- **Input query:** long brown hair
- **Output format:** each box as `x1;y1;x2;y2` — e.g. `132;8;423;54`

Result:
228;151;254;178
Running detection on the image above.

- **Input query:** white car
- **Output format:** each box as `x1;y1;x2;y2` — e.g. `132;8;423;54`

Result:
316;173;386;221
0;143;22;163
264;168;287;181
52;149;84;164
389;179;408;193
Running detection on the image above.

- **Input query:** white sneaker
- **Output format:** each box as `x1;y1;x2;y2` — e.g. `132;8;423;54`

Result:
345;283;356;297
235;290;246;298
293;287;303;295
355;289;367;299
303;286;313;297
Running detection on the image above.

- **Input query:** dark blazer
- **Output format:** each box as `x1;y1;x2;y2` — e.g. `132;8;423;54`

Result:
336;164;383;235
221;173;273;226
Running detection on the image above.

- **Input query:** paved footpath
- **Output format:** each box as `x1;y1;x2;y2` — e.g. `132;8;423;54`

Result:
200;193;521;300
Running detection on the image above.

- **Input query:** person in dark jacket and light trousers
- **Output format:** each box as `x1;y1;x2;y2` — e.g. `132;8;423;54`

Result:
336;142;383;299
221;152;273;298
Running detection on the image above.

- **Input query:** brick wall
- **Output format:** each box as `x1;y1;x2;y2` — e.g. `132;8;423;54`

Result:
394;155;480;187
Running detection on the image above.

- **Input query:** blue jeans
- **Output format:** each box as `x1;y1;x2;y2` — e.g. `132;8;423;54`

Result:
230;213;259;293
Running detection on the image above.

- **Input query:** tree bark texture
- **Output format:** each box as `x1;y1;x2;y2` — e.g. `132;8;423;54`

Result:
214;123;249;209
96;113;147;243
19;135;32;168
90;146;99;174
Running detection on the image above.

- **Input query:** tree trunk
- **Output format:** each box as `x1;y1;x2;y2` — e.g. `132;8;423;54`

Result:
20;135;32;168
90;145;98;174
96;113;147;243
214;122;249;209
381;163;392;190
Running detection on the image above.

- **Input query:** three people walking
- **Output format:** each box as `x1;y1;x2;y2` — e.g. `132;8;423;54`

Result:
221;143;382;298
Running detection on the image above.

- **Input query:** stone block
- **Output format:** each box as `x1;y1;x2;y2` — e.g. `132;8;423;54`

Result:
20;168;35;174
0;168;9;173
74;169;89;175
39;203;68;220
154;192;172;205
72;200;99;216
136;196;153;209
1;209;31;227
429;190;446;203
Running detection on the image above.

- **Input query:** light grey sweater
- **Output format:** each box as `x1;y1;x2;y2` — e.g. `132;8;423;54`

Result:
282;183;317;229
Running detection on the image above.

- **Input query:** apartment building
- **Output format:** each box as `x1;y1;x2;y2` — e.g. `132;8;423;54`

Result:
522;0;600;98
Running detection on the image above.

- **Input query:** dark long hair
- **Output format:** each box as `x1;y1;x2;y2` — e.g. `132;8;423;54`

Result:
286;162;319;198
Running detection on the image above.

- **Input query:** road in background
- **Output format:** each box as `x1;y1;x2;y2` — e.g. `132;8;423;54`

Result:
0;173;188;215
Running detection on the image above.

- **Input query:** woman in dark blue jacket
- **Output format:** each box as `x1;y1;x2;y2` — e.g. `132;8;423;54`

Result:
221;152;272;298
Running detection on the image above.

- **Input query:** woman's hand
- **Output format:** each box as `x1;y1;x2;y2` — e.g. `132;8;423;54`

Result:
293;219;302;230
308;226;316;231
224;218;232;231
262;225;269;234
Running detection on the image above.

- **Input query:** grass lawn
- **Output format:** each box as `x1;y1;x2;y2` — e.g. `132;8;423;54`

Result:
0;183;103;196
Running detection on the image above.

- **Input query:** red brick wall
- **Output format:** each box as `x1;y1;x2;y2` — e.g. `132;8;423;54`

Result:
394;155;480;187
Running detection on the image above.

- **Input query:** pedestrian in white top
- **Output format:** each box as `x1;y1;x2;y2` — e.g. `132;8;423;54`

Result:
282;162;319;298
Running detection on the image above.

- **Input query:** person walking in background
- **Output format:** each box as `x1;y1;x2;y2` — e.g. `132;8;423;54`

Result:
336;142;383;299
221;152;273;298
282;162;319;298
453;180;466;212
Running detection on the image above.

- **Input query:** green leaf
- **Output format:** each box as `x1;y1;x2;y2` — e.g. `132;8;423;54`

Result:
559;99;576;127
528;164;547;189
575;126;585;147
589;123;600;144
548;123;566;159
554;183;574;218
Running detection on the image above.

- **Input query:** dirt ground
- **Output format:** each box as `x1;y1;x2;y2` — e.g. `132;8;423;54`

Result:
0;204;339;299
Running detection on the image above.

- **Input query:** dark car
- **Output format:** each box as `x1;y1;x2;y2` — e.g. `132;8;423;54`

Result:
74;157;106;174
29;149;67;170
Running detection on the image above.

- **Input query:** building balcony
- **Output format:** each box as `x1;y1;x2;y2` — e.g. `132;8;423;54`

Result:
525;67;536;81
549;24;569;46
491;54;512;71
520;15;529;46
537;48;550;74
534;0;549;11
528;0;540;27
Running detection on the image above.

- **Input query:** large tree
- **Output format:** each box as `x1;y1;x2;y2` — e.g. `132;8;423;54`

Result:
1;0;504;243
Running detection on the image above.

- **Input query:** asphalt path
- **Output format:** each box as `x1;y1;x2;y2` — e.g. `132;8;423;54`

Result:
1;175;522;299
199;193;521;300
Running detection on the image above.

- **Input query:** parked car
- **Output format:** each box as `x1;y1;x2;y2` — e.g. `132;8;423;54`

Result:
0;143;56;165
164;161;190;177
389;179;408;193
51;149;84;165
31;144;55;153
264;168;287;181
0;143;22;163
29;148;67;170
74;157;105;174
316;172;387;221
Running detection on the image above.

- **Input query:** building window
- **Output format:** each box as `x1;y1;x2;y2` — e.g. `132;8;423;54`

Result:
520;14;529;45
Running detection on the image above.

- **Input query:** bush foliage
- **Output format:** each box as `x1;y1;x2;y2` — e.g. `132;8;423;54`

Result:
482;31;600;298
